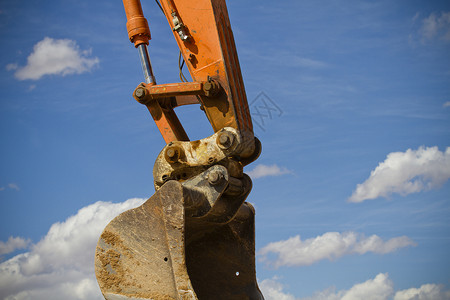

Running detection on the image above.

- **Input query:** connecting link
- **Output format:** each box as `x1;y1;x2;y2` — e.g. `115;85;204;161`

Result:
181;165;252;223
133;80;222;105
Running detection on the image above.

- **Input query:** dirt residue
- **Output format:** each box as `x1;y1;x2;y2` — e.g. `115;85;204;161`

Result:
101;230;125;248
95;230;183;299
96;248;125;292
190;140;201;150
133;294;176;300
96;230;134;293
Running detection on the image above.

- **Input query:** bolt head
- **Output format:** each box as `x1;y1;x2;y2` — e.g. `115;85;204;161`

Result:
135;88;146;99
219;134;230;144
203;82;212;91
165;146;182;163
217;132;234;150
208;171;222;185
166;148;176;158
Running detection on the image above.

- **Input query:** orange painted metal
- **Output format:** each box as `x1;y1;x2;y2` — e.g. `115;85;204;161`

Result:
133;79;220;143
174;95;200;107
125;0;255;156
148;0;255;150
146;82;204;99
133;83;189;143
133;80;221;143
157;0;254;137
123;0;151;47
144;97;190;143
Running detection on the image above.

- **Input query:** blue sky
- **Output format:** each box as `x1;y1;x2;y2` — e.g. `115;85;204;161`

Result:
1;0;449;299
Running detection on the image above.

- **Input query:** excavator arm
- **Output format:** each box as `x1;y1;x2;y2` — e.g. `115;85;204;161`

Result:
94;1;264;299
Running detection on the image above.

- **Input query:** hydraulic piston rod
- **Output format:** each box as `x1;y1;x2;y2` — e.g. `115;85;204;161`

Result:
137;44;156;84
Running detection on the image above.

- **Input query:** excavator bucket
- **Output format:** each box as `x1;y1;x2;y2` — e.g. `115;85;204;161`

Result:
95;165;264;299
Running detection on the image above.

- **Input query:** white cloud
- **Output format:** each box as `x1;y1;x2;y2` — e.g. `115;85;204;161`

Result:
259;277;297;300
0;198;145;300
340;273;394;300
8;183;20;191
247;164;292;179
419;12;450;42
412;12;421;23
0;183;20;192
261;273;394;300
443;101;450;108
261;274;450;300
258;232;415;268
12;37;99;80
308;273;394;300
300;287;341;300
349;146;450;203
0;237;30;256
5;63;18;71
394;283;450;300
293;57;328;69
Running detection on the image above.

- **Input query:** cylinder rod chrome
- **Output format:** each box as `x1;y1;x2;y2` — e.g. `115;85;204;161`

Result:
138;44;156;84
